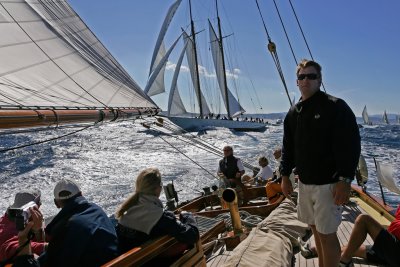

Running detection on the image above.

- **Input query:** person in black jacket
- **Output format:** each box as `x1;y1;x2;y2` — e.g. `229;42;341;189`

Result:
280;59;360;267
115;168;199;262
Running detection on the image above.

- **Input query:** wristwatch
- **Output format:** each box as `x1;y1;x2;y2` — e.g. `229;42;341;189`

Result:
338;176;352;184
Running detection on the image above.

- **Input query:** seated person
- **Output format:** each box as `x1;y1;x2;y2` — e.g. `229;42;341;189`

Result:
339;204;400;267
38;179;118;267
115;168;199;256
265;148;283;203
0;190;46;263
253;156;273;185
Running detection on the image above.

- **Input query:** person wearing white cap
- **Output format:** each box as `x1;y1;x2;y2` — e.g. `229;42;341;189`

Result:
0;189;46;263
35;179;118;267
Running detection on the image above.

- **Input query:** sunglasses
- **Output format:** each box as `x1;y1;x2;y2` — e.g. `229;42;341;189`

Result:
297;73;319;80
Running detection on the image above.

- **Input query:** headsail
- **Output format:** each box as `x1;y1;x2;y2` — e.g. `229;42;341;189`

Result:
145;42;167;96
168;41;188;116
183;32;211;115
376;161;400;195
208;21;245;117
362;105;371;125
383;110;389;124
149;0;182;74
144;35;181;96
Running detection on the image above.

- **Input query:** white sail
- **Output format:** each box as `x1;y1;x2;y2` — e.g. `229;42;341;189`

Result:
397;115;400;124
208;21;245;117
183;32;211;115
146;42;167;96
149;0;182;74
145;35;181;96
362;105;371;125
376;161;400;195
0;0;155;109
383;110;389;124
168;41;188;116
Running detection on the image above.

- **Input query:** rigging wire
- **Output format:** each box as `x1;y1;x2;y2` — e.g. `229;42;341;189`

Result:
287;0;327;92
254;0;293;107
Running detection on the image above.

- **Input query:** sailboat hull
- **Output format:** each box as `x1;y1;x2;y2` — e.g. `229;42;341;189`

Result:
167;116;267;132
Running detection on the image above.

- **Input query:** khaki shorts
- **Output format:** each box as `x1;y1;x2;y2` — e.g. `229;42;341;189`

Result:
297;181;343;234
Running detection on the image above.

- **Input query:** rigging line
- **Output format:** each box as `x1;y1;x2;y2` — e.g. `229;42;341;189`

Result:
156;132;218;180
272;0;297;65
0;123;96;153
287;0;326;93
254;0;272;41
154;118;256;170
0;3;110;109
254;0;292;107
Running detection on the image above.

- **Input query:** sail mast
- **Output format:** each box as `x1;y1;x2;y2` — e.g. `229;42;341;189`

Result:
215;0;231;118
189;0;204;118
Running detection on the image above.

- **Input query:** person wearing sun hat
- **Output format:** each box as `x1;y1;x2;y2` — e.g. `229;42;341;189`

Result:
0;189;46;262
36;179;118;267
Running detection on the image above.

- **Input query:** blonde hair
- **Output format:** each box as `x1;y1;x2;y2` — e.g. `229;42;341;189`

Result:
115;168;162;219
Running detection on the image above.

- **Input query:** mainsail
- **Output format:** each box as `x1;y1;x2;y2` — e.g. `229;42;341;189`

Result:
183;32;211;115
145;42;167;96
208;21;245;117
0;0;157;129
362;105;371;125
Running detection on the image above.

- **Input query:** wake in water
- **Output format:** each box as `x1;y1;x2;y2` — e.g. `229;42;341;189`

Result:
0;121;399;217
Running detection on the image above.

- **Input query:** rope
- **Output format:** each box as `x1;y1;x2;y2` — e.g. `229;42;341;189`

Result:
255;0;293;106
0;124;96;153
288;0;327;93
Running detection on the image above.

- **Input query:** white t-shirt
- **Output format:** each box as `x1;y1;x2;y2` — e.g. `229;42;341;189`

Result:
257;165;273;181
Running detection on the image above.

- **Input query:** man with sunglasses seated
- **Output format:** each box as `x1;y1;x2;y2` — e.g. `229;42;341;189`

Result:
281;59;360;267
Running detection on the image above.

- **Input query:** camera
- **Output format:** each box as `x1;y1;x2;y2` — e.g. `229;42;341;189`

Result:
7;201;38;231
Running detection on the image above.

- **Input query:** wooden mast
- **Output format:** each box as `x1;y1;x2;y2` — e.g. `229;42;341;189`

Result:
215;0;231;118
189;0;204;119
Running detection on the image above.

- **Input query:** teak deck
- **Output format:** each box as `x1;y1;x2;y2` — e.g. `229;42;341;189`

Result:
208;197;390;267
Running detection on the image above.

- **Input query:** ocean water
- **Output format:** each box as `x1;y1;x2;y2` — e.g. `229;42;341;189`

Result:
0;119;399;218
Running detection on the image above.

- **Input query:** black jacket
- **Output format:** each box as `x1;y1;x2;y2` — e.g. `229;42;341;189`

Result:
281;90;360;185
117;211;199;254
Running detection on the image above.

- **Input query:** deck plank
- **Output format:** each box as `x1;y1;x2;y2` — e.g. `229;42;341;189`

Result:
294;199;387;267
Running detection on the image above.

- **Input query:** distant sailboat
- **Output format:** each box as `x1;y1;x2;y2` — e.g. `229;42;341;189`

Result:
362;105;372;125
383;110;390;124
144;0;266;132
397;115;400;124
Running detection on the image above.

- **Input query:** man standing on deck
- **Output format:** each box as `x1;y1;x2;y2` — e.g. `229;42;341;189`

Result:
280;59;360;267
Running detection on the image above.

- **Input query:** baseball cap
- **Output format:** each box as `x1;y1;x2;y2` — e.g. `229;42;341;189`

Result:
54;179;81;200
9;189;41;209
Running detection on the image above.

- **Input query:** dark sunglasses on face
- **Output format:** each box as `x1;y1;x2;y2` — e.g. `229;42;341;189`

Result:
297;73;319;80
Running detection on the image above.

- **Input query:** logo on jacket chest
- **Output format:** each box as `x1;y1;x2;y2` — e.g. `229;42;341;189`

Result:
314;114;320;119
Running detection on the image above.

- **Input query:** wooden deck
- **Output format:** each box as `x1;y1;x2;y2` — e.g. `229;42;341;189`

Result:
207;197;390;267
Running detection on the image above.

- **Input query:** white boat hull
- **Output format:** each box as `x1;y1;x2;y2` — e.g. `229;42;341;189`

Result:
167;116;267;132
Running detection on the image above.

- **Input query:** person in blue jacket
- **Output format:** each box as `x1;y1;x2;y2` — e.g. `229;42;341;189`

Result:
38;179;118;267
115;168;199;257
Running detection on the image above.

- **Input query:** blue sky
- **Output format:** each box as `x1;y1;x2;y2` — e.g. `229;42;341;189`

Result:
68;0;400;116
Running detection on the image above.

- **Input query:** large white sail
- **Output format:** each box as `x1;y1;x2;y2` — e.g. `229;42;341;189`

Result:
383;110;389;124
183;32;211;115
149;0;182;74
0;0;155;109
376;161;400;195
168;41;188;116
146;42;167;97
144;35;181;96
362;105;371;125
208;21;245;117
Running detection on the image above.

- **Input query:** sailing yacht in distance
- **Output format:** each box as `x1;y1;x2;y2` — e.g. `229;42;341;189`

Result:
144;0;267;132
383;110;390;124
362;105;373;125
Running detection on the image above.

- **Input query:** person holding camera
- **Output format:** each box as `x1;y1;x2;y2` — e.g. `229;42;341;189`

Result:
0;190;46;264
